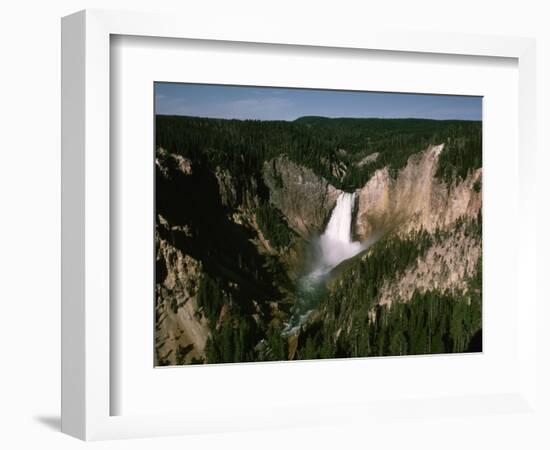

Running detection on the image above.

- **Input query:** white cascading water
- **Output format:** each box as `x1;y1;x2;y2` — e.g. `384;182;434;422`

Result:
283;192;366;334
317;192;363;270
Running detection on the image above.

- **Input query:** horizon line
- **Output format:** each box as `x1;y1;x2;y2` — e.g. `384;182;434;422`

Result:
155;83;482;121
155;113;482;123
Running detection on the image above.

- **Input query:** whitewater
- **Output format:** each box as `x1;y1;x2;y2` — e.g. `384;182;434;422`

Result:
283;192;368;334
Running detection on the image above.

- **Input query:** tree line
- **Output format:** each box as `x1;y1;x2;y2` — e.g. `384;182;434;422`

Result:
156;115;482;191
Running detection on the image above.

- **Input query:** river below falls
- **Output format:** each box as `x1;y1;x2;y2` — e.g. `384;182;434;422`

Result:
282;192;368;335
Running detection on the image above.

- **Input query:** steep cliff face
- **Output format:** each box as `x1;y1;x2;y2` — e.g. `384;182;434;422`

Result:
155;152;211;365
214;167;263;211
156;147;192;177
354;144;482;240
352;144;482;305
260;145;482;248
262;155;342;238
377;224;481;306
155;225;210;365
155;148;296;365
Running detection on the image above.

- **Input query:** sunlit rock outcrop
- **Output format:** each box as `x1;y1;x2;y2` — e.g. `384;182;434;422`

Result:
355;144;482;239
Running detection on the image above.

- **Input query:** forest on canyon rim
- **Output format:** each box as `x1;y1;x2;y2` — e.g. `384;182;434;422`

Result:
154;115;482;365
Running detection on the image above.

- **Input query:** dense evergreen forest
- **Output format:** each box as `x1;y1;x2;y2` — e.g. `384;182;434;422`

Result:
156;115;482;190
155;114;482;366
200;219;482;364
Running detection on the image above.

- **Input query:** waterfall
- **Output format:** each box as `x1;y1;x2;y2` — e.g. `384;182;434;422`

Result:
318;192;363;270
283;192;365;334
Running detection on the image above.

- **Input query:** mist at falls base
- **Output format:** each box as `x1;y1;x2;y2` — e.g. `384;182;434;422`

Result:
283;192;373;335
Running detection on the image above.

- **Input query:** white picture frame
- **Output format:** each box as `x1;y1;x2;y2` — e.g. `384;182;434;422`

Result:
61;9;537;441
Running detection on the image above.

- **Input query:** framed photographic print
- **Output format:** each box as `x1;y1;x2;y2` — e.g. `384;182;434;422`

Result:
62;9;538;441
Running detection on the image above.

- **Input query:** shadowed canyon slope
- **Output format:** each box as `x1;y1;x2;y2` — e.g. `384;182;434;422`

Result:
263;155;342;237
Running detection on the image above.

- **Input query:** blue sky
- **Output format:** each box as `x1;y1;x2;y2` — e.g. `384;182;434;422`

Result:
155;83;482;121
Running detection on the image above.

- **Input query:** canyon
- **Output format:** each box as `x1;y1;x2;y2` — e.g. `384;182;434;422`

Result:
155;116;482;364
